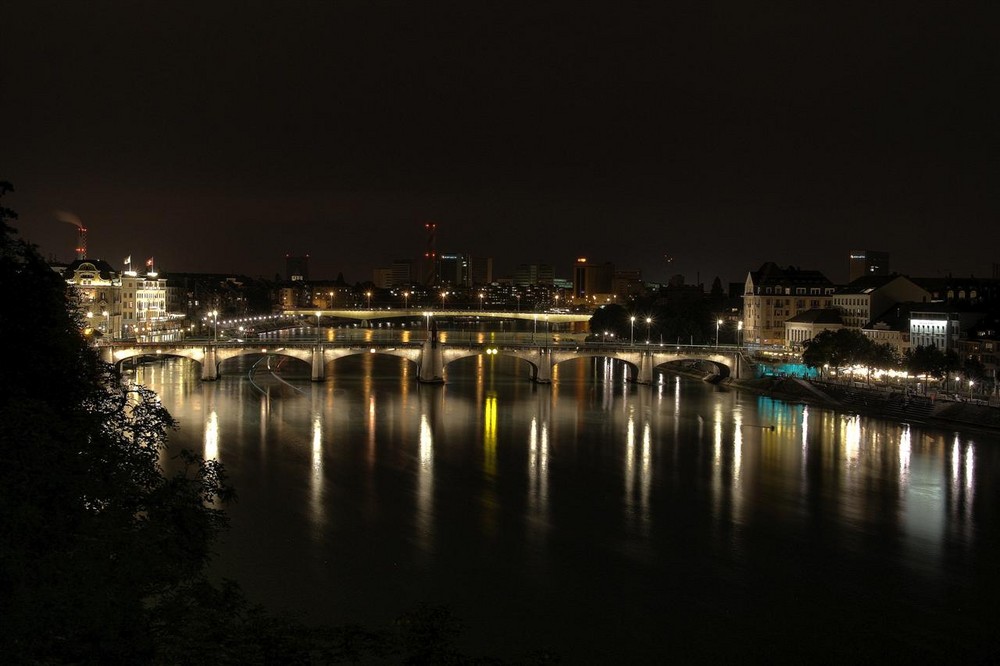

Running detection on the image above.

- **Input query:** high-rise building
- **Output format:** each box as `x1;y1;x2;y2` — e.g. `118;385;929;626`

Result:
437;253;469;287
513;263;555;286
373;267;393;289
286;254;309;282
469;256;493;286
572;257;614;304
849;250;889;282
390;260;412;286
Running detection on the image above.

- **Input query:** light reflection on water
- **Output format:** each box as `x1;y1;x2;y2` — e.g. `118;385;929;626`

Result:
135;354;998;662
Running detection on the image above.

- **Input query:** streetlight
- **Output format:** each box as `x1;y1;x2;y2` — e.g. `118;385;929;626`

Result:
630;315;635;345
102;310;110;339
440;290;447;309
516;294;521;312
316;310;321;342
366;291;372;309
716;319;722;347
737;321;743;349
210;310;218;342
479;292;484;311
403;291;410;309
969;379;975;401
645;317;652;344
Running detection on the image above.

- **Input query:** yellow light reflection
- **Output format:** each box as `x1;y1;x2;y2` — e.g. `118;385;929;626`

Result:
844;416;861;467
898;424;911;489
484;393;498;478
417;411;434;551
311;413;325;526
367;394;376;465
204;410;219;461
528;416;549;523
625;413;636;505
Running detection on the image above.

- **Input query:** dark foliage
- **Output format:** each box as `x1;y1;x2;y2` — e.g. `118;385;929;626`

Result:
1;184;557;664
0;184;232;662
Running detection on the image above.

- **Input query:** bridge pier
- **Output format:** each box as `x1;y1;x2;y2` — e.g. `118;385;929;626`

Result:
636;350;654;384
100;345;114;365
311;346;326;381
201;346;219;381
418;336;445;383
532;347;552;384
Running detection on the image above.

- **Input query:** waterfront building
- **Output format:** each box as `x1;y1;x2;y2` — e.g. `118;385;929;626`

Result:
831;275;931;330
63;258;121;338
909;307;984;353
742;262;835;346
120;269;168;340
784;308;844;349
912;276;1000;306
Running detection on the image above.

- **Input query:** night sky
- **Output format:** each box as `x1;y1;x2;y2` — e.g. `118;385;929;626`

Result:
3;1;996;285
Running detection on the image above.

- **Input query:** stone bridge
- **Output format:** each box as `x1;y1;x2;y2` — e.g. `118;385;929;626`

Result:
101;339;751;384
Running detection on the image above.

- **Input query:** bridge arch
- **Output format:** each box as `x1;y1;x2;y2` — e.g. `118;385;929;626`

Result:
551;353;641;382
441;348;541;380
654;357;732;380
106;347;205;372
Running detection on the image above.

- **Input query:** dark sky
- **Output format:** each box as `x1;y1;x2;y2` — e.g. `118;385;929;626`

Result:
3;1;997;285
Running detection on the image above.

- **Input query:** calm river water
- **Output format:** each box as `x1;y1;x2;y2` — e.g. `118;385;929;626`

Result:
136;351;999;663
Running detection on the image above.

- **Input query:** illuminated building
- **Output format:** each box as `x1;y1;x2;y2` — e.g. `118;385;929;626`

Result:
62;258;121;338
742;262;835;346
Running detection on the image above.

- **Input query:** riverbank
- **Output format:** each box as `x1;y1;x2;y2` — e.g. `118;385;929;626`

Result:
721;374;1000;434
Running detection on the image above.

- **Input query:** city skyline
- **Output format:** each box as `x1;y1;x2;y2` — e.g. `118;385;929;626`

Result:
3;2;997;285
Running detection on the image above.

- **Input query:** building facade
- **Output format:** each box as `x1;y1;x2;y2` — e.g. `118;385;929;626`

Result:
742;262;835;346
832;275;931;329
784;308;844;349
63;259;121;339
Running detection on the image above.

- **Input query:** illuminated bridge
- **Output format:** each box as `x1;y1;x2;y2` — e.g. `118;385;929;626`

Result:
283;308;593;325
100;337;751;384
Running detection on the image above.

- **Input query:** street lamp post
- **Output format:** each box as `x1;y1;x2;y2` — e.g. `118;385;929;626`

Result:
716;319;722;347
440;291;447;310
316;311;321;342
969;379;975;401
366;291;372;309
102;310;110;339
516;294;521;312
737;320;743;349
211;310;218;343
479;292;484;311
645;317;652;344
630;316;635;345
403;291;409;309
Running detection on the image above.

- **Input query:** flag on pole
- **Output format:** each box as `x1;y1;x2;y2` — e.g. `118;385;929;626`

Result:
146;257;154;267
124;255;131;265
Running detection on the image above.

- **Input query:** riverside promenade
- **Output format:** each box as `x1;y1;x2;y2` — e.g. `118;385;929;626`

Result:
725;375;1000;433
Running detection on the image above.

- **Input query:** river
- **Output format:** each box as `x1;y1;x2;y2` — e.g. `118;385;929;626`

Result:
135;351;1000;663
